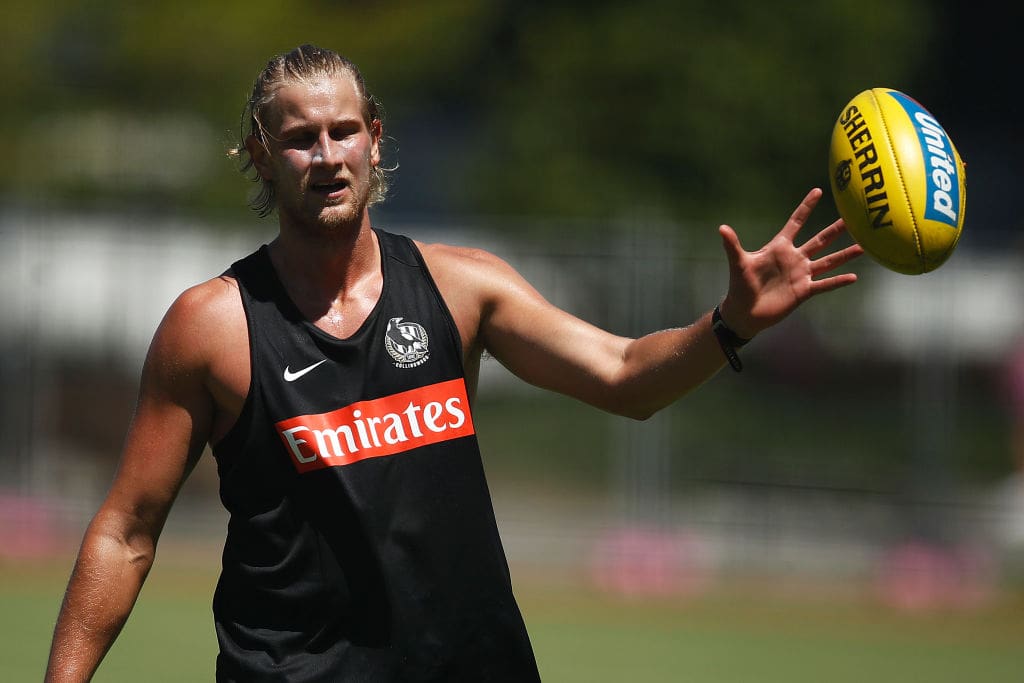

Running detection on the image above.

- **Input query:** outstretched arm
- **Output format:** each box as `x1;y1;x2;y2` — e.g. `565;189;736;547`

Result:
45;285;221;682
425;188;862;419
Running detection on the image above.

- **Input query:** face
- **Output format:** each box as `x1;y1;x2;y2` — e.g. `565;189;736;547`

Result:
248;73;382;233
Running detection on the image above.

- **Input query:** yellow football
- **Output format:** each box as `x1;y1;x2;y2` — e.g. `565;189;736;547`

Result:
828;88;966;275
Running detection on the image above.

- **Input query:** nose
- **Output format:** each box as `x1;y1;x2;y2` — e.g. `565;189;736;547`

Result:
312;132;340;165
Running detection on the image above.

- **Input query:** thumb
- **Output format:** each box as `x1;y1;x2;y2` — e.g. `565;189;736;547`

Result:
718;224;744;267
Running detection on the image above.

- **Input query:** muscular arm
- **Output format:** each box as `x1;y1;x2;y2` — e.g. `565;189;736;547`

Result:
491;307;725;420
430;246;724;419
45;279;236;682
425;189;862;420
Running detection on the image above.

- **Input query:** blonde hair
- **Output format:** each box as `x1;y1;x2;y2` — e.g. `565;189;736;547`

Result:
228;44;390;217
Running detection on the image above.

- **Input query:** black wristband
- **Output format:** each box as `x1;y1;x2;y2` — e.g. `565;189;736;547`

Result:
711;305;751;373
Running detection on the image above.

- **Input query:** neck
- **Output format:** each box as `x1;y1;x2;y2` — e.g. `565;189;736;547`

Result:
268;212;381;320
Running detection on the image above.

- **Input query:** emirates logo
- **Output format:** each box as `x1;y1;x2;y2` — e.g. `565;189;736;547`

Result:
385;317;430;368
276;378;474;473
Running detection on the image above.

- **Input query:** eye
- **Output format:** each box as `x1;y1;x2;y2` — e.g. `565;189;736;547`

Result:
287;131;316;148
330;123;361;141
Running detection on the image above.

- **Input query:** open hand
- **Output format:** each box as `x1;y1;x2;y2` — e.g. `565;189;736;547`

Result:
717;188;863;339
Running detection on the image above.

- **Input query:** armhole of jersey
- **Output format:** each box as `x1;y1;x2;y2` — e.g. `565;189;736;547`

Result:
211;267;259;458
403;236;466;363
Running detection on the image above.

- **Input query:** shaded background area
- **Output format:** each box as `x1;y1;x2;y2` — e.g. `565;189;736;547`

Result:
4;1;1018;236
2;1;1022;679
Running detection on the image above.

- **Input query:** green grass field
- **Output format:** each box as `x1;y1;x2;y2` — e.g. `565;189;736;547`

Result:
7;555;1023;682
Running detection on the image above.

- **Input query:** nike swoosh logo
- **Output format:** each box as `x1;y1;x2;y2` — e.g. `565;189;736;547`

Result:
283;359;328;382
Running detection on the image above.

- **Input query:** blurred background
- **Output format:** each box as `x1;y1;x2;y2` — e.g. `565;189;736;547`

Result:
3;1;1023;680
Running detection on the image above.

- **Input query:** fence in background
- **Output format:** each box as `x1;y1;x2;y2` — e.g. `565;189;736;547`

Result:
3;208;1023;606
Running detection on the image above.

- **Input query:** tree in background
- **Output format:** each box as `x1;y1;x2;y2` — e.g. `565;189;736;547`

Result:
2;0;934;236
457;1;934;233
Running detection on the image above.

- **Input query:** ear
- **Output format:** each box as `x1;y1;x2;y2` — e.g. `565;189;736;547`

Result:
244;134;273;180
369;119;382;167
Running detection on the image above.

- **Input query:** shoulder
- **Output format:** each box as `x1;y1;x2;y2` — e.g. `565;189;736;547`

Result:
415;240;532;299
412;239;557;355
416;240;506;268
146;273;246;376
162;273;242;335
413;241;538;357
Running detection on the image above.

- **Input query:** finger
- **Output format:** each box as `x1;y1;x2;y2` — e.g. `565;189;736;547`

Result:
780;188;824;242
810;243;864;278
808;271;859;296
800;218;849;257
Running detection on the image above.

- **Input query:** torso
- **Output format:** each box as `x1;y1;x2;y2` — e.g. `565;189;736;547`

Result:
202;236;485;446
207;230;538;680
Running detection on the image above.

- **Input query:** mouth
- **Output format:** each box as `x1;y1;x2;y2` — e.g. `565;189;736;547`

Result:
310;180;349;198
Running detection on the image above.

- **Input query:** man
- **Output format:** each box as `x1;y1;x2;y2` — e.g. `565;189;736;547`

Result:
46;45;862;681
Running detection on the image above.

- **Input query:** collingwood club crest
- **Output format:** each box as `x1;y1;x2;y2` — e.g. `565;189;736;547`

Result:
834;158;852;192
385;317;430;368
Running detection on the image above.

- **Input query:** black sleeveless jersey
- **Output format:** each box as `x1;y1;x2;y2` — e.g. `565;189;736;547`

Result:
211;230;539;682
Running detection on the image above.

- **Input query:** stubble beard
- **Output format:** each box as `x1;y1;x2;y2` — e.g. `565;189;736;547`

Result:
283;175;373;238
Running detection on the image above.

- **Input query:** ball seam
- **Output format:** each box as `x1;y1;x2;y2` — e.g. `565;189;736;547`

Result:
935;140;966;264
871;88;923;272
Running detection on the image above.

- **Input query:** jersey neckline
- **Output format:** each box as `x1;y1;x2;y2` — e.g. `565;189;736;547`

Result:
258;227;391;346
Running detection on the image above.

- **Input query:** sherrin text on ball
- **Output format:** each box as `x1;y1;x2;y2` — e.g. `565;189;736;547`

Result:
829;88;966;275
